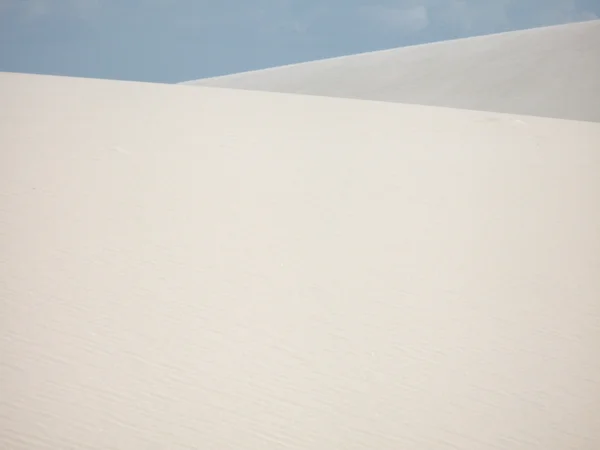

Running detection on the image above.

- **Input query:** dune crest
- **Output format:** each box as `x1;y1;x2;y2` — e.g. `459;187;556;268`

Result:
183;20;600;123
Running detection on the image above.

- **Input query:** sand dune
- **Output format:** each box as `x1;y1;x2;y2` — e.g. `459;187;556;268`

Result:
1;71;600;449
183;20;600;123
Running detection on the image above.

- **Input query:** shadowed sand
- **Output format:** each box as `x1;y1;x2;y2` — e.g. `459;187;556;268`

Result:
183;20;600;123
1;71;600;449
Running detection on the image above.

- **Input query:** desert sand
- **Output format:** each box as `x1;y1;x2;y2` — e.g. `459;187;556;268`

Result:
183;19;600;123
1;69;599;449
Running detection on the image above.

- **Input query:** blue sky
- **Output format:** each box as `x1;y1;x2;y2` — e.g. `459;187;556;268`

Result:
0;0;598;83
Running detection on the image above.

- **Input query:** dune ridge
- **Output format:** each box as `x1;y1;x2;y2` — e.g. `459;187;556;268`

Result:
183;20;600;123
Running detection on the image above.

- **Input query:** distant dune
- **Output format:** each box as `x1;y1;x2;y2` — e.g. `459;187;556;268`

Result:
2;70;599;449
183;20;600;123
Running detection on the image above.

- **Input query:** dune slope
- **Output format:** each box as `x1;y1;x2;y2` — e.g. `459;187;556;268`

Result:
183;20;600;123
1;72;600;449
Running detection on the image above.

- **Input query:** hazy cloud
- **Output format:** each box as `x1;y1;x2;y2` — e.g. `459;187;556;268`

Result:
359;0;598;36
0;0;100;20
3;0;597;36
362;4;429;33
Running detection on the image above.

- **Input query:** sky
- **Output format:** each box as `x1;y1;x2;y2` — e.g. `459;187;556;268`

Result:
0;0;598;84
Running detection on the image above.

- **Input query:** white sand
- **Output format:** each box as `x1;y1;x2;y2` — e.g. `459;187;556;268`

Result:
1;71;600;449
183;20;600;123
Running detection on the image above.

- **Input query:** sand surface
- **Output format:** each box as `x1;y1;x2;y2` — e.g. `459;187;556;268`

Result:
183;20;600;123
1;71;600;449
